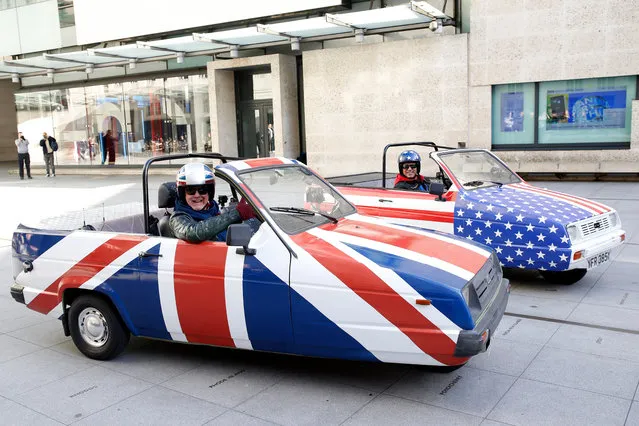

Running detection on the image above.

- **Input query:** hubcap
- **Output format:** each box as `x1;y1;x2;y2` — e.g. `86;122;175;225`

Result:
78;307;109;348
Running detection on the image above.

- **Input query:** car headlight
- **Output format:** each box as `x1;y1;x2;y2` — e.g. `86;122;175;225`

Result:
566;224;579;242
609;212;618;228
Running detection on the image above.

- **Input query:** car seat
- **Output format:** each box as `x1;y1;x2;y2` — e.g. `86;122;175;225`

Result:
157;182;177;238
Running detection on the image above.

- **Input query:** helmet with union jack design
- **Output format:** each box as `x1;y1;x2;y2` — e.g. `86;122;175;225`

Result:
176;162;215;202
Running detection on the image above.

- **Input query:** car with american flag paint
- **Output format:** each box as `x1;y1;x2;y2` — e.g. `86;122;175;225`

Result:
337;143;626;285
9;153;509;370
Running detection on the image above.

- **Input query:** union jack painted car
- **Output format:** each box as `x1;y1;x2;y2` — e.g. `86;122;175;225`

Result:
337;143;626;285
10;154;509;369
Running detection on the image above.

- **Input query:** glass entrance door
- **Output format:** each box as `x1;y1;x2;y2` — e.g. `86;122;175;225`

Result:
238;101;273;158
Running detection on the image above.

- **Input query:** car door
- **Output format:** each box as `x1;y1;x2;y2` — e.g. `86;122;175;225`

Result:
136;224;294;351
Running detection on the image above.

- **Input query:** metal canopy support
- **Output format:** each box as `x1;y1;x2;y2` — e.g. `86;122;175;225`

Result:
325;13;366;41
136;41;184;54
87;48;136;60
43;53;94;66
1;60;49;70
256;24;301;50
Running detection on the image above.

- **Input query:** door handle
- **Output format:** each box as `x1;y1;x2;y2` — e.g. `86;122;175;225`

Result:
139;251;162;258
378;199;393;203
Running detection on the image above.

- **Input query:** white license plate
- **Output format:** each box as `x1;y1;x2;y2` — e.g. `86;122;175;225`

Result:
586;250;611;269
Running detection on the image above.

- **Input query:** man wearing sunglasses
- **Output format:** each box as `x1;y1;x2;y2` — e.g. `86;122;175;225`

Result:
393;150;430;191
170;163;258;243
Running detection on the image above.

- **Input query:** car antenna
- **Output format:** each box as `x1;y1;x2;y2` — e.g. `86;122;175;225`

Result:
82;208;86;227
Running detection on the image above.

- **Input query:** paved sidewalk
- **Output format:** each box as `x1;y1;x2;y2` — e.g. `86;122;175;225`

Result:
1;173;638;425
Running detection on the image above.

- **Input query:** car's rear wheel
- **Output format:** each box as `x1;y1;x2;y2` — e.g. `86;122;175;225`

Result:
68;295;130;360
540;269;587;285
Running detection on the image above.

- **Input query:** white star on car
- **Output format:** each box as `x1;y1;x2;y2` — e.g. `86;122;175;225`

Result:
466;219;473;226
516;214;524;222
549;261;557;268
537;233;546;242
515;231;523;239
475;228;483;235
505;222;513;230
466;235;474;240
457;209;464;217
486;204;494;211
549;225;558;233
457;225;464;233
495;246;503;254
484;220;492;228
485;237;492;245
475;211;483;219
505;239;513;247
527;258;534;265
494;230;502;237
561;235;570;244
506;255;514;262
548;243;557;252
537;251;545;259
507;207;514;213
526;223;534;232
559;254;568;262
539;216;547;224
515;249;523;256
495;212;503;220
467;202;475;210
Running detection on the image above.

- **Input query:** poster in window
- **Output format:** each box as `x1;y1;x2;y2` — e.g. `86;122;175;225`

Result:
501;92;524;132
546;88;627;130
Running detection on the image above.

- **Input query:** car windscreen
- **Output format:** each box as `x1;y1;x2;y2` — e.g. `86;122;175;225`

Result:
437;151;521;189
237;165;356;234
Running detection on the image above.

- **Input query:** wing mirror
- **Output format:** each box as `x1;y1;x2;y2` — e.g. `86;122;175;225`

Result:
429;182;446;202
226;223;256;255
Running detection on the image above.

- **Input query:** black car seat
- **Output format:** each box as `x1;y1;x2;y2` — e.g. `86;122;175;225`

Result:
158;182;177;238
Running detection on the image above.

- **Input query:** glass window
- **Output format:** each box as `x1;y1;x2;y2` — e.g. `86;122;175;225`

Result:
15;0;46;6
85;83;126;165
15;90;55;165
491;83;535;146
0;0;16;11
51;87;92;165
538;76;635;145
58;4;74;28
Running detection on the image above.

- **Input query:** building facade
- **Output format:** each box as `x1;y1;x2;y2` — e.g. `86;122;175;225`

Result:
1;0;637;177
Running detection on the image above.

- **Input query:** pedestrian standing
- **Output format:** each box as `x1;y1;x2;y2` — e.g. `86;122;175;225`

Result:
39;132;57;177
15;132;32;180
104;129;117;165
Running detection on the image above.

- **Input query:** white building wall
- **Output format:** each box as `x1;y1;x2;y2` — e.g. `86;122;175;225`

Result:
0;0;61;56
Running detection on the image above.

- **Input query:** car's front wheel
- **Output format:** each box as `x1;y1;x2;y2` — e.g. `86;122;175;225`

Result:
540;269;587;285
68;295;130;360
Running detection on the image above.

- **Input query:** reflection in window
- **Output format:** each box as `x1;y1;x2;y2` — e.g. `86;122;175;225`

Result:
0;0;15;11
58;2;74;28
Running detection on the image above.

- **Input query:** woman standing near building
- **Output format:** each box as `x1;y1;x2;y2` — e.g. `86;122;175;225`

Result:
104;129;117;165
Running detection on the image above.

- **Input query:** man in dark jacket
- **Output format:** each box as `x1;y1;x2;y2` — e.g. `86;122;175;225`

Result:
394;150;430;191
169;163;258;243
39;132;56;177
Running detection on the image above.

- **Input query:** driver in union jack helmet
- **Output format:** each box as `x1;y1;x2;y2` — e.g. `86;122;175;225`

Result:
169;163;258;243
393;150;430;191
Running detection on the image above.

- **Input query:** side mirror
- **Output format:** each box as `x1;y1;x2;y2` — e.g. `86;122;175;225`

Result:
226;223;256;255
429;182;446;202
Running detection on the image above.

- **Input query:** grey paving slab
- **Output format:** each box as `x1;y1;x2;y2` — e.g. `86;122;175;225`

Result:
479;421;512;426
567;303;639;332
205;410;279;426
0;334;42;363
99;339;208;384
0;311;54;334
593;269;639;292
488;378;631;426
599;259;639;276
467;338;543;377
0;396;63;426
76;385;227;426
616;243;639;264
582;287;639;311
386;365;516;417
627;402;639;426
235;376;376;426
162;357;285;408
547;324;639;364
0;295;43;321
505;294;578;320
492;316;560;346
7;318;69;348
13;365;153;424
343;394;482;426
509;275;597;303
0;349;92;397
522;347;639;399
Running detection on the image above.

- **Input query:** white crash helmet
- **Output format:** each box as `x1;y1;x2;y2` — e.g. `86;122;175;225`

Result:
176;163;215;202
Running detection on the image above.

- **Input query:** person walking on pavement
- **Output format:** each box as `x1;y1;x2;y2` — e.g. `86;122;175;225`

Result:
39;132;57;177
15;132;32;180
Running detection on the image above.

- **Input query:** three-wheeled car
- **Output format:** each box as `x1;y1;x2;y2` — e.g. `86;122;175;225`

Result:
10;154;509;370
337;142;626;285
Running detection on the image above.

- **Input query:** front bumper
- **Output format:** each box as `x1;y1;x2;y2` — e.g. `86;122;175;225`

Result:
569;228;625;270
454;277;510;357
10;284;25;305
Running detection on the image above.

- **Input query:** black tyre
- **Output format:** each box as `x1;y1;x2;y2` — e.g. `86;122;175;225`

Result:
68;295;130;360
540;269;588;285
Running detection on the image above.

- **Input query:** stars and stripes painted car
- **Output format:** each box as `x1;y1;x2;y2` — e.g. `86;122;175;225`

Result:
10;154;509;369
338;144;625;285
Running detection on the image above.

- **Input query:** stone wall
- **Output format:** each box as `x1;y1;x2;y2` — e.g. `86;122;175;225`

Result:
0;80;18;163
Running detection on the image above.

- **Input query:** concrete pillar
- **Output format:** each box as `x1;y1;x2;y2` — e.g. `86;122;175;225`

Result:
0;80;19;162
207;54;300;160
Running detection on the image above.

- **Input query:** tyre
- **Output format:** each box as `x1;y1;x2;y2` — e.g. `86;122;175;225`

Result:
540;269;587;285
68;295;130;360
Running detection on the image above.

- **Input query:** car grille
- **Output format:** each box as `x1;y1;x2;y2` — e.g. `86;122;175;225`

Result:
474;254;501;309
580;215;611;238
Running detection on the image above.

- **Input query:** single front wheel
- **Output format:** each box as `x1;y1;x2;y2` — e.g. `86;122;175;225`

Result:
540;269;587;285
68;295;130;360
